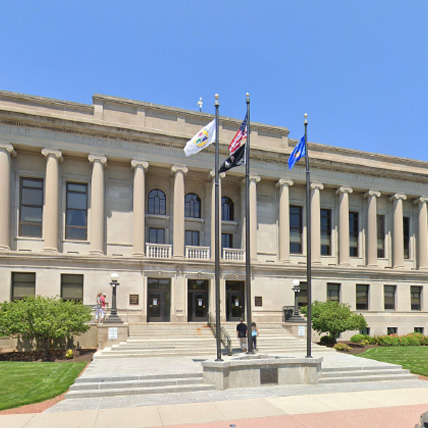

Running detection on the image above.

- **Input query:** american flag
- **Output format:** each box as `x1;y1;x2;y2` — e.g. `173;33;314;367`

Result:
228;114;248;154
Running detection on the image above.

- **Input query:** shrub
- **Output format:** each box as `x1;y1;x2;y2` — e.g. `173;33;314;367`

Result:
320;335;335;346
300;301;367;344
350;334;367;344
65;349;74;359
334;343;351;352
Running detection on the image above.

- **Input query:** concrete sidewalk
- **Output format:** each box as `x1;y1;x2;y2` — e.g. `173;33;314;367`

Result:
1;388;427;427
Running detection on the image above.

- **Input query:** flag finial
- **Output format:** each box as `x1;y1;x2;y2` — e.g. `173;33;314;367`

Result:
215;94;219;107
304;113;308;124
246;92;250;104
197;97;203;112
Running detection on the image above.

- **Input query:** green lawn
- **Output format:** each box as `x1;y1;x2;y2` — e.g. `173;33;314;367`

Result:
357;346;428;377
0;361;87;411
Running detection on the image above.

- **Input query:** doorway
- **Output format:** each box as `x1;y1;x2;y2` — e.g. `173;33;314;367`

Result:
147;278;171;322
188;279;209;322
226;281;245;321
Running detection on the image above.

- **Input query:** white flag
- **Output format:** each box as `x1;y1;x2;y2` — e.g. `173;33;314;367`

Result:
183;119;216;157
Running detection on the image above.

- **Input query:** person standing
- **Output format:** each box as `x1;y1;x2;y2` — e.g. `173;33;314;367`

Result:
236;319;247;352
95;293;104;323
101;293;109;322
251;322;259;352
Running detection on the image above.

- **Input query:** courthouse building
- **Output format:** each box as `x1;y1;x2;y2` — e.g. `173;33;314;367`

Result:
0;89;427;338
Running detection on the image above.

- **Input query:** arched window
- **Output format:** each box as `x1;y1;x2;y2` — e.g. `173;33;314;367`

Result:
221;197;234;221
185;193;201;218
148;189;166;215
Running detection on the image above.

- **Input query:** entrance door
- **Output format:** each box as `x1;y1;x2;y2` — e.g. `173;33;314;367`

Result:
147;278;171;322
188;279;209;322
226;281;245;321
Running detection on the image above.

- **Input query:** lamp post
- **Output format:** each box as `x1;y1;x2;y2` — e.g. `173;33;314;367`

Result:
104;272;123;324
289;279;305;323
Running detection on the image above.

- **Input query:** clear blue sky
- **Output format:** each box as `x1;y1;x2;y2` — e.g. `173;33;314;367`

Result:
2;1;427;160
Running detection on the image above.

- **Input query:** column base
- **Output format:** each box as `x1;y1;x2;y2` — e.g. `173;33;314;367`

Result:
90;250;105;255
0;245;10;252
43;247;59;254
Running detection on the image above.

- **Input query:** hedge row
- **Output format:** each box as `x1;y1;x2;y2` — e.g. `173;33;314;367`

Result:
350;332;428;346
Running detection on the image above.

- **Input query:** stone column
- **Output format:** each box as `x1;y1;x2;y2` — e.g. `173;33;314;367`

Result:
172;165;188;258
390;193;407;269
249;175;261;260
210;170;225;260
131;160;149;256
88;155;107;255
415;197;428;270
364;190;381;267
311;182;324;263
41;149;63;253
0;144;16;251
336;186;353;265
276;178;293;262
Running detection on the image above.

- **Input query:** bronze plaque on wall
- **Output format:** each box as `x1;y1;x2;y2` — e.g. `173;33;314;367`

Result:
129;294;139;305
254;296;263;307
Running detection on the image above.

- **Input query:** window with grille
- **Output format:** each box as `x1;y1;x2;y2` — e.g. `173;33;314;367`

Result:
66;183;88;240
290;205;303;254
148;189;166;215
19;178;43;237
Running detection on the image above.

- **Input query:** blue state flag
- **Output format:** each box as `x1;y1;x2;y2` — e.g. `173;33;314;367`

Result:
288;136;306;169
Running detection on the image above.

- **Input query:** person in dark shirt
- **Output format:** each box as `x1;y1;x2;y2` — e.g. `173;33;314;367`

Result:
236;319;247;352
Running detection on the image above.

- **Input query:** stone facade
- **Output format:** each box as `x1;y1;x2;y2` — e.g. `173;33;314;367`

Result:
0;90;427;338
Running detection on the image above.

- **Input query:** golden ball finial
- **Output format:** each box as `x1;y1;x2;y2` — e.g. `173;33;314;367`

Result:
246;92;250;97
304;113;308;118
215;94;219;100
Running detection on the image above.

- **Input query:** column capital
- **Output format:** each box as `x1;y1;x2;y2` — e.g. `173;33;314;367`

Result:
209;170;225;180
131;159;149;170
389;193;407;202
310;182;324;191
88;154;107;165
41;148;63;161
336;186;353;195
414;197;428;205
276;178;294;188
0;143;16;157
364;190;381;199
171;165;188;175
249;175;261;183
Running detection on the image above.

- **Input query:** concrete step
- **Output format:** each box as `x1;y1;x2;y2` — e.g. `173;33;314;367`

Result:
66;382;215;399
319;373;416;384
74;372;202;384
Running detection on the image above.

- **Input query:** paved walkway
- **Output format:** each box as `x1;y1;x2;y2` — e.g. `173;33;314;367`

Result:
1;351;427;427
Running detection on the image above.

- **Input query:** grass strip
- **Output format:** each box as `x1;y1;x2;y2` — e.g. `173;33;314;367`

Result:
357;346;428;376
0;361;87;411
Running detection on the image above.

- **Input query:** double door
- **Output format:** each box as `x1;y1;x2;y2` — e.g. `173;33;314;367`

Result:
147;278;171;322
188;279;209;322
226;281;245;321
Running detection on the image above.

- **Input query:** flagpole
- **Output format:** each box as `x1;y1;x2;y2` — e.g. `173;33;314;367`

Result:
245;93;253;354
304;113;312;358
214;94;222;361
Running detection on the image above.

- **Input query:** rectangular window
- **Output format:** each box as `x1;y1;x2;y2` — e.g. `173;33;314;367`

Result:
290;205;303;254
148;228;165;244
12;272;35;300
360;327;370;335
377;215;385;258
414;327;424;334
321;209;332;256
411;286;422;311
349;211;359;257
66;183;88;240
297;282;307;307
356;284;369;310
403;216;410;259
327;283;340;302
61;274;83;301
19;178;43;237
387;327;397;335
221;233;233;249
185;230;200;246
384;285;396;310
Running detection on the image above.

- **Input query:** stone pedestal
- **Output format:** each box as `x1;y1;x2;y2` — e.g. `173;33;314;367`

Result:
202;354;322;390
97;324;129;350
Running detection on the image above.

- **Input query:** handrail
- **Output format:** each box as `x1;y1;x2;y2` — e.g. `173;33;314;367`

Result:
207;312;232;356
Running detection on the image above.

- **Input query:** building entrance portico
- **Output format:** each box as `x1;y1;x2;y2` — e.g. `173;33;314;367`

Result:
226;281;245;321
147;278;171;322
187;279;209;322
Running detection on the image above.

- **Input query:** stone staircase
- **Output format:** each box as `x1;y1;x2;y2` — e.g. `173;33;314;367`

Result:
320;365;418;384
94;322;333;359
66;372;214;399
222;322;334;355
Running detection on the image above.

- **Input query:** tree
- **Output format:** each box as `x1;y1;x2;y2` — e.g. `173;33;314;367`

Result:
300;300;367;343
0;296;93;356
